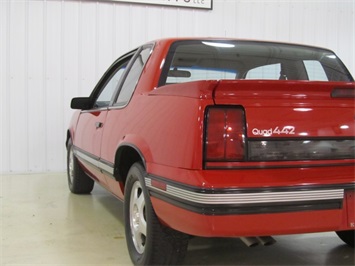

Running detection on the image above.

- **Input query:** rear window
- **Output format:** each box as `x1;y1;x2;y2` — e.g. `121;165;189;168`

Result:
167;66;236;83
159;40;353;86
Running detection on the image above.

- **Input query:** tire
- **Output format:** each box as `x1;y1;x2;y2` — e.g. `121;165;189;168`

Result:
67;139;94;194
336;230;355;247
124;162;189;265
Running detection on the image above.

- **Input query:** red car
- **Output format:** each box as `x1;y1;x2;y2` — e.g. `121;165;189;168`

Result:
66;38;355;265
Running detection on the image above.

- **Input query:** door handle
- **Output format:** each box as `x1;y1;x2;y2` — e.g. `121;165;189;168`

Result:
95;122;103;129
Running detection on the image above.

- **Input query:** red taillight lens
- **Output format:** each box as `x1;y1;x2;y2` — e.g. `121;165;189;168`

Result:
205;107;246;161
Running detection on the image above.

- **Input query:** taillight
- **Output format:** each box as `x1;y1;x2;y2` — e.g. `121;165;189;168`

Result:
204;107;246;162
248;139;355;161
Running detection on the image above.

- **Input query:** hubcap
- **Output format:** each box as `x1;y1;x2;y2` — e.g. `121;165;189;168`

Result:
129;181;147;254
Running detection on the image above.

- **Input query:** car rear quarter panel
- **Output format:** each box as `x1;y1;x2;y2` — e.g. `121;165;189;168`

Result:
100;93;213;173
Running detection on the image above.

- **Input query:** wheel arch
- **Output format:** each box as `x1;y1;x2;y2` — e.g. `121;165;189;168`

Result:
65;130;71;148
114;143;148;186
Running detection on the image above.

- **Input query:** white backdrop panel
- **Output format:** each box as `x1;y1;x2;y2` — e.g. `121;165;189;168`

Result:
1;0;354;173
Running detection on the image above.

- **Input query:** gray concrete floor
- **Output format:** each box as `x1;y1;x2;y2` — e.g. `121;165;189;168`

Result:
1;173;354;265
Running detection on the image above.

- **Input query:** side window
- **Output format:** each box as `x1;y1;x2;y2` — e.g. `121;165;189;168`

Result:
303;60;328;81
94;62;128;108
245;64;281;80
115;46;152;106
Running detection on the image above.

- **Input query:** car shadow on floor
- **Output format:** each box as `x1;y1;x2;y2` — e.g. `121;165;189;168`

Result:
184;236;354;265
91;185;125;219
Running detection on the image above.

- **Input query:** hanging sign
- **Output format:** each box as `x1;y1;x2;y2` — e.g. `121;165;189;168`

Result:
106;0;213;10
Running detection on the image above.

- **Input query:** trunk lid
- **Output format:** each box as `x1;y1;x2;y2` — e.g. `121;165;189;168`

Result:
213;80;355;139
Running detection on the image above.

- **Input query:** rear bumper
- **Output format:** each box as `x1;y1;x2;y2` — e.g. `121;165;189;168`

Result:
145;166;355;237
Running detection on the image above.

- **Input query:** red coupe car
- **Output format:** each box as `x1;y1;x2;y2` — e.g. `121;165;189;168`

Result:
66;38;355;265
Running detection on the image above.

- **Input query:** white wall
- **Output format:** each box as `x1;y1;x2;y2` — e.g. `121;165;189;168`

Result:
1;0;354;173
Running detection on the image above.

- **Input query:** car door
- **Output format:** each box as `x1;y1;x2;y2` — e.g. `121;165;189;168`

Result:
74;57;131;185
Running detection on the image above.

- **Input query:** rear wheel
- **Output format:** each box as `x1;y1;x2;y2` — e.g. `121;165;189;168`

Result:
124;162;189;265
67;139;94;194
336;230;354;247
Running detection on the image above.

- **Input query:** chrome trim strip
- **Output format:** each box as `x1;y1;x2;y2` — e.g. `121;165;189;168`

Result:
74;149;98;167
145;177;344;205
74;149;114;175
98;161;114;175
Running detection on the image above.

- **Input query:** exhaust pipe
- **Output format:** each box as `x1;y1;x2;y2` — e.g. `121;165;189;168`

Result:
240;237;259;247
257;236;276;246
240;236;276;247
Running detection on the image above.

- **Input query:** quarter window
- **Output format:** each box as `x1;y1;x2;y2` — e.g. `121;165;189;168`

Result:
115;46;152;106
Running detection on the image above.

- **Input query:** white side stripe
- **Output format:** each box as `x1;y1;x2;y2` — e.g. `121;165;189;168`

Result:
75;149;114;175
